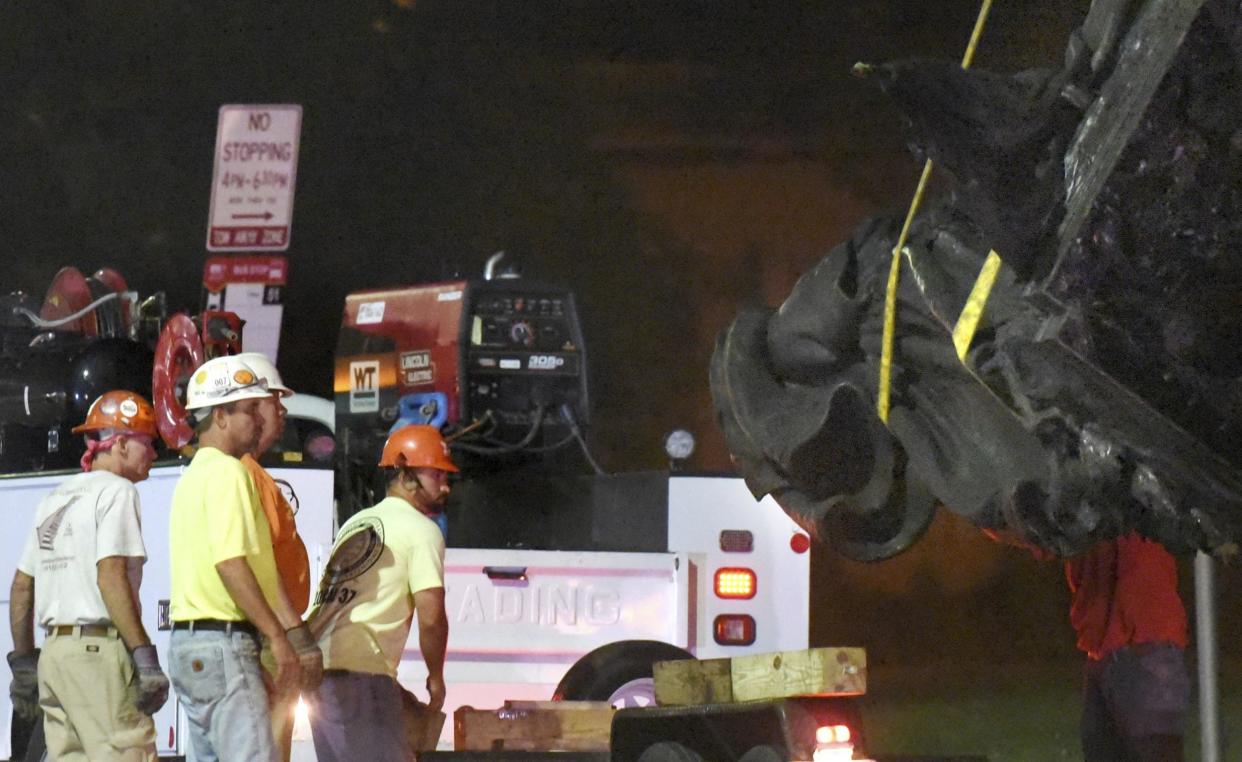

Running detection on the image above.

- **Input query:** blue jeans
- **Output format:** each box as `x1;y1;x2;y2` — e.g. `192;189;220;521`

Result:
310;671;409;762
168;629;277;762
1082;643;1189;761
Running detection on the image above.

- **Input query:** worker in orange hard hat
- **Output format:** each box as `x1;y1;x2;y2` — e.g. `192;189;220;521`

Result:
9;390;168;761
307;425;454;761
379;424;460;471
73;389;159;473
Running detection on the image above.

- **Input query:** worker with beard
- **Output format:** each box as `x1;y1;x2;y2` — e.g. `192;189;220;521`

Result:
307;425;452;762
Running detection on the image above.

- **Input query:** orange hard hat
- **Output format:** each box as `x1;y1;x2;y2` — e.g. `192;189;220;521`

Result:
72;390;158;438
378;425;458;472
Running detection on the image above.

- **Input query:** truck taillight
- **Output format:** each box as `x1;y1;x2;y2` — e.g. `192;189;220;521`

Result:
713;614;756;645
714;567;756;599
813;724;855;761
817;725;850;744
719;529;754;552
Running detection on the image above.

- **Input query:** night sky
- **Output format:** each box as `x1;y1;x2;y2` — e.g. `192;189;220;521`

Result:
0;0;1085;470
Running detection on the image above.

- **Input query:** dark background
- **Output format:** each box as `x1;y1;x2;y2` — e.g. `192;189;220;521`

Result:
3;0;1238;680
0;0;1082;469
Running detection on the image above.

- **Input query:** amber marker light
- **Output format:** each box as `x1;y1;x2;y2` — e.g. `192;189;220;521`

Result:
714;567;756;599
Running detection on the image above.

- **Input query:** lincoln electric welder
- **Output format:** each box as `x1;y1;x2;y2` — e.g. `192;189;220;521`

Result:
334;258;589;516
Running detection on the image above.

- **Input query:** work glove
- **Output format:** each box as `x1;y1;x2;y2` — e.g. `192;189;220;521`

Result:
130;645;170;715
7;650;40;721
286;623;323;691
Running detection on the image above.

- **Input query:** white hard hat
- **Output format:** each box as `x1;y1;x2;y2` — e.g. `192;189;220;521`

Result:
234;352;293;397
185;356;271;411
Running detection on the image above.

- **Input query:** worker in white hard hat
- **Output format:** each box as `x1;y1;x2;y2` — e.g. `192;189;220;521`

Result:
234;352;319;762
165;355;313;762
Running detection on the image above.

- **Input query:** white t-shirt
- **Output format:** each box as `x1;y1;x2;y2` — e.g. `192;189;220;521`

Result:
17;470;147;627
311;496;445;677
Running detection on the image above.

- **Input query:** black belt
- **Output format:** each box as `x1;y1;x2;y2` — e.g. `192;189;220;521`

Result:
172;619;259;637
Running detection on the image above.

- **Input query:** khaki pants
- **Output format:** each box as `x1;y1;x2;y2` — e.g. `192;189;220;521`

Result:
39;629;156;762
260;642;298;762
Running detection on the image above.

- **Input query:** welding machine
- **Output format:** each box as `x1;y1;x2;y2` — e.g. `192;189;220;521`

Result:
334;272;589;515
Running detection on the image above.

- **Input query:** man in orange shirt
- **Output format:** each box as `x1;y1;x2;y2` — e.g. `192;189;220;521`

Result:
237;352;319;762
1069;532;1189;761
988;527;1189;761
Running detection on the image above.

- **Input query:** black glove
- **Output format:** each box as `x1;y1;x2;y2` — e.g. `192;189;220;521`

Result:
7;650;40;721
286;624;323;691
130;645;169;715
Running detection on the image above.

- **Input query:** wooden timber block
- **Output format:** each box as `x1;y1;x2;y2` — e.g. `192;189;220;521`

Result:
502;700;611;710
730;646;866;702
652;657;733;706
400;685;446;751
453;701;615;752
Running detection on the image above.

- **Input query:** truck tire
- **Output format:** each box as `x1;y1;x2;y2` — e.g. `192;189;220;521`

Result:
636;741;704;762
737;745;784;762
554;640;693;708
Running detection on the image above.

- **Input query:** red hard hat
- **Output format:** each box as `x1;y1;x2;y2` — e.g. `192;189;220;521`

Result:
379;425;458;472
72;390;158;438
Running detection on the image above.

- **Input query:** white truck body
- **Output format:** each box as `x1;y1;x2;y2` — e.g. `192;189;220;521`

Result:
376;476;812;751
1;466;808;757
0;464;334;759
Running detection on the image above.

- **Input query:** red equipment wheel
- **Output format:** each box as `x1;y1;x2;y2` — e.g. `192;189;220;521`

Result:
91;267;129;294
152;313;205;449
40;266;94;335
92;267;133;334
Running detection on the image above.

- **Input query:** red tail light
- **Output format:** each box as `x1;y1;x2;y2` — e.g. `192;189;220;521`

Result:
714;567;756;599
713;614;756;645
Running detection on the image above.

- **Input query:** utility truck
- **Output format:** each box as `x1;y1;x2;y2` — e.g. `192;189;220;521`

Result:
0;263;822;759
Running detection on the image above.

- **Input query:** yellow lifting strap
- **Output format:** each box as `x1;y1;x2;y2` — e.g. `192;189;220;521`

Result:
952;249;1003;361
877;0;995;424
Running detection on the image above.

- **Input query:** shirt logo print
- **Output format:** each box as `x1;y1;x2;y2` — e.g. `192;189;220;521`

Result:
37;502;75;551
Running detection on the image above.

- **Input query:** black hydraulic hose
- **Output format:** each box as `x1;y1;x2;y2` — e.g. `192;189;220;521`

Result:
522;432;577;453
559;403;605;476
450;405;546;455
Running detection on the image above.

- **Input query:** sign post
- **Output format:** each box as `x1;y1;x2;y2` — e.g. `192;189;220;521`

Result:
206;104;302;252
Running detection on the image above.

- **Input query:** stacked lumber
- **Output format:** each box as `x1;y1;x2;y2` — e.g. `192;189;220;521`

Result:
454;700;615;752
653;646;866;706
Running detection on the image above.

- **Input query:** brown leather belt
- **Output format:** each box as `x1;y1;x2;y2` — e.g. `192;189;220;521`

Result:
46;624;116;638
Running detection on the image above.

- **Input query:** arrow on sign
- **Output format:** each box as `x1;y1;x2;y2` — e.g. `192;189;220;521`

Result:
232;211;274;220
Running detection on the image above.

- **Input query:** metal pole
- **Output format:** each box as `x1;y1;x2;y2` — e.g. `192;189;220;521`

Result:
1195;550;1220;761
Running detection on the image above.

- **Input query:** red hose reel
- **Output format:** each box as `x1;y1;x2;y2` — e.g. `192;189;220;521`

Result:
151;311;245;449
